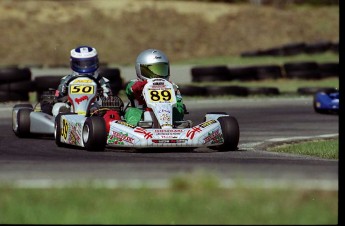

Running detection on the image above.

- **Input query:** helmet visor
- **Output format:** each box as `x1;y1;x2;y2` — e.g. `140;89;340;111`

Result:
71;57;99;73
140;62;169;79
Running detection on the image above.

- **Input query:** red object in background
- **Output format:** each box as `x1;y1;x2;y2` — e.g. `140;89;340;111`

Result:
103;110;121;132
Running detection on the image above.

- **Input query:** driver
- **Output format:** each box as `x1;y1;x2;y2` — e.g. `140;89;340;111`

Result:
55;45;112;100
40;45;122;123
124;49;189;128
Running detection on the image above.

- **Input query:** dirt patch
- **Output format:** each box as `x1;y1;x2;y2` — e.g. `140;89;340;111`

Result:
0;0;339;66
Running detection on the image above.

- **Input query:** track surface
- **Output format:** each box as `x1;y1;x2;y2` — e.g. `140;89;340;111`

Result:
0;97;338;188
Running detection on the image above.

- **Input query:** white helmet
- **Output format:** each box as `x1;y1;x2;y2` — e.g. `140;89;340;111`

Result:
135;49;170;81
70;46;99;74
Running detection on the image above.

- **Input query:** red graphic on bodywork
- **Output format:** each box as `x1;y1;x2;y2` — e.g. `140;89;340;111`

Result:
186;127;202;139
134;127;153;139
75;96;89;104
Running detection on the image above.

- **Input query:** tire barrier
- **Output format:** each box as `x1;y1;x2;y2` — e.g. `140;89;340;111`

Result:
191;65;230;82
178;84;282;97
99;67;123;95
283;61;322;79
318;62;339;78
205;85;249;96
0;67;32;102
241;40;338;57
34;75;64;100
177;85;208;97
297;87;338;95
246;87;280;96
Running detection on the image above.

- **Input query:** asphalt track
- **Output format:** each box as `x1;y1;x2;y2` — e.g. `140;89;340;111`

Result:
0;97;338;190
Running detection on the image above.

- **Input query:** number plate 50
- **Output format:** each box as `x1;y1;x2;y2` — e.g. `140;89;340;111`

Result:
70;85;94;94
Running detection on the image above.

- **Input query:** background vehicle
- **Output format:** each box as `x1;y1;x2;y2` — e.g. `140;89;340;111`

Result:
313;90;339;114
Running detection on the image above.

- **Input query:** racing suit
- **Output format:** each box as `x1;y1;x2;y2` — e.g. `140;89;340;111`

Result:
55;71;112;100
124;79;185;126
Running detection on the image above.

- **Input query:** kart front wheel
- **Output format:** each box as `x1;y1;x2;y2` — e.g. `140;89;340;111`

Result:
13;108;32;138
82;116;107;152
213;116;239;151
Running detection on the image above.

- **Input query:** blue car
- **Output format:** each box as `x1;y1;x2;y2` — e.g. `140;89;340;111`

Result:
313;90;339;114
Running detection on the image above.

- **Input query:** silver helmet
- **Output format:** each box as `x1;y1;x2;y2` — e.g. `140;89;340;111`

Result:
135;49;170;81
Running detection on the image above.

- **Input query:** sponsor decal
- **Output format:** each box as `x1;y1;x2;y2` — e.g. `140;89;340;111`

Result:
68;129;81;145
199;120;217;128
203;129;223;145
75;95;89;104
186;127;202;139
154;129;183;133
108;131;134;145
152;139;187;144
115;120;136;128
72;79;93;83
134;127;153;139
160;113;171;122
158;109;171;114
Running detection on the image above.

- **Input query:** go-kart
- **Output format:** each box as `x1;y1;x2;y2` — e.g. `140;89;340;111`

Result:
54;77;240;152
313;90;339;114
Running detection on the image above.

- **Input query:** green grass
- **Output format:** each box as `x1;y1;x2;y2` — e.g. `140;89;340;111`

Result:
267;138;338;159
0;178;338;225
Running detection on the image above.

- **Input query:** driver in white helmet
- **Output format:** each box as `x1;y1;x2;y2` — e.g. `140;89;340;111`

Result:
55;45;112;99
40;45;122;120
124;49;190;128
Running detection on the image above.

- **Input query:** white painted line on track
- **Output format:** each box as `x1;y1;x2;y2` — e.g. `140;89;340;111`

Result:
0;178;338;191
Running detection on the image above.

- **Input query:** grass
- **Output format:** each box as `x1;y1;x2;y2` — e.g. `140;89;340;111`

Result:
267;138;338;159
0;177;338;225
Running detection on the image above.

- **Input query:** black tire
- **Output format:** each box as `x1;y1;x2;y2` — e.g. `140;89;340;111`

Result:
0;80;36;92
0;67;31;83
191;65;231;82
178;85;208;96
228;66;259;81
54;113;63;147
82;116;107;152
246;87;280;96
281;42;306;56
14;108;32;138
305;41;332;54
0;91;29;102
256;65;283;80
13;103;33;109
206;86;249;97
318;62;339;78
283;62;321;79
258;47;284;56
212;116;239;151
34;75;64;99
297;87;337;95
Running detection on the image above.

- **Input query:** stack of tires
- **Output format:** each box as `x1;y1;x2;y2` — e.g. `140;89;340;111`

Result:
0;66;34;102
34;75;65;100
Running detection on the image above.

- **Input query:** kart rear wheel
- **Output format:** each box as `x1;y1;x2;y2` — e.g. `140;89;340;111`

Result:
14;108;32;138
212;116;239;151
54;113;63;147
82;116;107;152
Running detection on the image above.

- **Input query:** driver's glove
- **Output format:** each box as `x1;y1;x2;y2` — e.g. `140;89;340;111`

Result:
132;80;147;102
